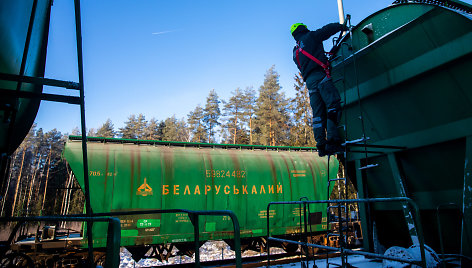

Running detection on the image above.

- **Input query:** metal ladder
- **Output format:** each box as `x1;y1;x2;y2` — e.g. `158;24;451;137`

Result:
323;16;369;268
325;156;350;268
323;15;420;267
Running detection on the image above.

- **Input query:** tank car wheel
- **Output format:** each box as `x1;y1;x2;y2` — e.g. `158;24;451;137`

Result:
281;241;299;253
300;236;322;256
147;244;175;262
94;252;107;266
0;252;35;267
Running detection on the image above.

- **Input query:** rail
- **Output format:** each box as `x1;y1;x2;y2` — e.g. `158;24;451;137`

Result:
266;197;427;268
0;215;121;268
92;209;242;268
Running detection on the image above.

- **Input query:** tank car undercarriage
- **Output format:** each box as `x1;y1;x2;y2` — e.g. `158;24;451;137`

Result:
1;221;362;267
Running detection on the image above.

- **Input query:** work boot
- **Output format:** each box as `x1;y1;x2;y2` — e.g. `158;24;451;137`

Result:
317;143;328;157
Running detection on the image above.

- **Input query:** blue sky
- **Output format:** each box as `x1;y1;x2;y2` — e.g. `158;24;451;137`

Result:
35;0;472;134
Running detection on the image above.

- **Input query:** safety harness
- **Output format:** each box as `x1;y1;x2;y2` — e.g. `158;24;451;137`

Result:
295;42;332;78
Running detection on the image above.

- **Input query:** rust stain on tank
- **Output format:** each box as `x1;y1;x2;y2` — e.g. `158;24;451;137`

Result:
262;151;279;186
162;145;174;207
278;152;293;199
303;154;318;196
129;146;136;202
104;145;110;200
202;147;214;211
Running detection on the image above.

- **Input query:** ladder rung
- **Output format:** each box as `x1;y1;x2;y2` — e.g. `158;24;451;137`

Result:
329;177;346;182
343;137;370;145
328;205;346;209
328;263;342;267
358;164;379;170
347;143;407;150
331;55;342;61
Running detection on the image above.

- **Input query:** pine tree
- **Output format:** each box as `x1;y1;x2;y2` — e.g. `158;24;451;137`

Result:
9;125;36;216
162;115;189;142
135;114;148;139
253;66;290;146
119;114;137;139
203;89;221;143
96;119;115;138
87;128;96;137
119;114;147;139
188;105;207;143
222;88;248;144
242;87;256;145
40;129;66;214
71;127;81;136
4;126;67;217
143;118;163;140
290;73;315;146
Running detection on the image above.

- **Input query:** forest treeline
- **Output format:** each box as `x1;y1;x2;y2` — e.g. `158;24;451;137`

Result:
1;66;316;218
86;67;315;147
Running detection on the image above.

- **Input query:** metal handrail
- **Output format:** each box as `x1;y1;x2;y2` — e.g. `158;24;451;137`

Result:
91;209;242;268
435;203;472;267
0;216;121;268
266;197;427;268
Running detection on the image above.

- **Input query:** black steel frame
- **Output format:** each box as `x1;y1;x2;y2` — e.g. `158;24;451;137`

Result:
266;197;428;268
0;0;95;265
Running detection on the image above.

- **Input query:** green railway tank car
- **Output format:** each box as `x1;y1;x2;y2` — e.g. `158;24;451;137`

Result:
330;0;472;260
63;136;338;258
0;0;52;158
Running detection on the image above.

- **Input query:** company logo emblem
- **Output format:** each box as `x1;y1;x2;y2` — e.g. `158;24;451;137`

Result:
137;178;153;196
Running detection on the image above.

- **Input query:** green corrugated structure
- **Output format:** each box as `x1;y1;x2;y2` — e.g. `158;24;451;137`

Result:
63;137;338;251
331;0;472;259
0;0;52;156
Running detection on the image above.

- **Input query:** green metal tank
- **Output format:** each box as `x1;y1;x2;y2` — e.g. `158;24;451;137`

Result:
63;137;338;249
0;0;52;156
331;0;472;259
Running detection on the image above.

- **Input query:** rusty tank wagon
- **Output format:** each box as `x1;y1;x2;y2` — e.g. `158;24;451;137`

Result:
60;136;340;261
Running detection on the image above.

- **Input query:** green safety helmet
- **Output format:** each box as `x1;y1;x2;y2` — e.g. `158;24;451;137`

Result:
290;23;307;35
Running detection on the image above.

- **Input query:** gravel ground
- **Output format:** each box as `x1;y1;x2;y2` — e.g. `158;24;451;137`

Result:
119;241;286;267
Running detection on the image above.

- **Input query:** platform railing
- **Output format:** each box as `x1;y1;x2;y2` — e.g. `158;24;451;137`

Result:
0;216;121;268
92;209;242;268
266;197;427;268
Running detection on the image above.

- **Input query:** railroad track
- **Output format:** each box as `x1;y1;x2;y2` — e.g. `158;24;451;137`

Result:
142;251;344;267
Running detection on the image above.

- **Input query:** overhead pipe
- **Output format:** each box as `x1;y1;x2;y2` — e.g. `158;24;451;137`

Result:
337;0;345;24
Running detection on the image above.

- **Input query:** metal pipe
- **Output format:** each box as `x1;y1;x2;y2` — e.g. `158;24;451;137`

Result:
303;201;309;266
337;0;345;24
73;0;94;265
436;203;461;268
268;237;423;265
192;214;200;266
92;209;242;267
0;73;80;89
0;88;81;104
266;203;271;267
267;197;427;268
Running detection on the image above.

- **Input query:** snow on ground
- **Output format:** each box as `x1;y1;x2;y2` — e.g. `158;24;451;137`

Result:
273;255;383;268
119;241;285;267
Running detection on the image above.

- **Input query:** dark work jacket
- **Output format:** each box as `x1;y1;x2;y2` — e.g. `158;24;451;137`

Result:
292;23;345;81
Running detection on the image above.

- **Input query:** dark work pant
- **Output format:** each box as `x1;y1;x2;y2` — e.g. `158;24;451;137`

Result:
305;72;342;146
